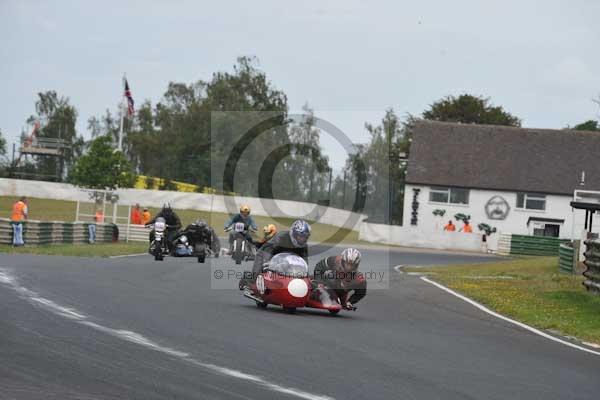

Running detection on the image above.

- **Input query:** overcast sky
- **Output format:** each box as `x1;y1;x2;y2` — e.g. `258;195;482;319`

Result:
1;0;599;169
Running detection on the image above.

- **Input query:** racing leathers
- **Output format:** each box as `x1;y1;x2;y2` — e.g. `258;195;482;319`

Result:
243;231;309;286
224;214;257;246
313;256;367;306
148;209;182;249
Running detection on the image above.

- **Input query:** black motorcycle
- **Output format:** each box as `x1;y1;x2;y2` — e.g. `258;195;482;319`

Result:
226;222;254;264
174;223;221;263
148;217;169;261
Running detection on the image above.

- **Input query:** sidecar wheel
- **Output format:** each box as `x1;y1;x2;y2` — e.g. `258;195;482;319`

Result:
283;307;296;314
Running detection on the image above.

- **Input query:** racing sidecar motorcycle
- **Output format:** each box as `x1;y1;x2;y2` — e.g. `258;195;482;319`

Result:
242;253;362;315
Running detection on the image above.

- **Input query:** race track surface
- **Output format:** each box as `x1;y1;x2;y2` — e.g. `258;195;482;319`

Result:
1;245;598;400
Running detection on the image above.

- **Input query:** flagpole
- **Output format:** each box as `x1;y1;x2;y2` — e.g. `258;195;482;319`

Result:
118;74;125;152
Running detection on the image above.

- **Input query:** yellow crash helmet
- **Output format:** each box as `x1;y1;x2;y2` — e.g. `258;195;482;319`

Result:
240;204;251;215
263;224;277;238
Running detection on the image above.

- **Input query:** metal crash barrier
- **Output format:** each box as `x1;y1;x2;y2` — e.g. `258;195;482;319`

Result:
0;218;114;245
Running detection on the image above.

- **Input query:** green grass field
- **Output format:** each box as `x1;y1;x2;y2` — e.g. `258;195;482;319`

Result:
407;257;600;344
0;195;360;246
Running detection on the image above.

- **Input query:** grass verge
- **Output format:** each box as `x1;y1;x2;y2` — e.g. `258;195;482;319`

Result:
0;242;148;257
407;257;600;344
0;195;360;245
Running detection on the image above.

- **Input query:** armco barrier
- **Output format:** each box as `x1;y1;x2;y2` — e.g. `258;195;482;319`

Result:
509;234;568;256
559;243;575;273
0;218;114;245
583;237;600;293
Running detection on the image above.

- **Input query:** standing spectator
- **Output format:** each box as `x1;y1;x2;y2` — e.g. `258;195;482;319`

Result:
461;221;473;233
131;203;142;225
443;220;456;232
10;197;28;246
141;207;151;225
89;207;104;244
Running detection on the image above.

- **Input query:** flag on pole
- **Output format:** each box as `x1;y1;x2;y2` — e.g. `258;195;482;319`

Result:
124;79;135;116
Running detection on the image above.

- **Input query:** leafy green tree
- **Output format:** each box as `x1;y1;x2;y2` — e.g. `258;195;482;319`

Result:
0;128;7;175
69;135;135;189
27;91;84;179
0;128;6;157
122;56;291;196
330;109;412;222
277;104;330;202
423;94;521;126
571;120;599;131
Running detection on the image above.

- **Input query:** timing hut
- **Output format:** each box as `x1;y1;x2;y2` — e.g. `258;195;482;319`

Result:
403;120;600;239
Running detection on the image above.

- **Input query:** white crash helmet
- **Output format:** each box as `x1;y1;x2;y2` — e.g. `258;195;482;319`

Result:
340;248;361;271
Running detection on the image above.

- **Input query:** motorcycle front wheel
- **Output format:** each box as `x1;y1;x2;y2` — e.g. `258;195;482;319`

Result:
233;238;244;264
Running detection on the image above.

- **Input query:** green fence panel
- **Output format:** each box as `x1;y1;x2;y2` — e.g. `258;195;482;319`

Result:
558;243;574;273
509;234;569;257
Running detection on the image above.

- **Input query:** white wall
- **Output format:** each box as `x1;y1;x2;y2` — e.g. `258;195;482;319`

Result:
359;221;485;252
403;184;599;240
0;178;366;231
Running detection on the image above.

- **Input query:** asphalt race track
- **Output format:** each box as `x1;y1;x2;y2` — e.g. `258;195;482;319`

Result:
1;245;599;400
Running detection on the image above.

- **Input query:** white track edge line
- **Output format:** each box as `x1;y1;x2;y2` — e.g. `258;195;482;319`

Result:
109;253;148;259
0;268;334;400
419;276;600;357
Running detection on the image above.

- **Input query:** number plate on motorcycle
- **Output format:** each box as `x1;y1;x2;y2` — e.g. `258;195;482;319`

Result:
256;275;266;294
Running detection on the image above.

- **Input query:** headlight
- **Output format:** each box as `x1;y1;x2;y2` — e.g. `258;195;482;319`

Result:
287;279;308;298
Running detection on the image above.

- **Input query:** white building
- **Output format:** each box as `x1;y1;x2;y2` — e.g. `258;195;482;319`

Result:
402;121;600;240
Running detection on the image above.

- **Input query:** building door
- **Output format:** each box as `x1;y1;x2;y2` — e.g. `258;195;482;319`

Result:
544;224;560;237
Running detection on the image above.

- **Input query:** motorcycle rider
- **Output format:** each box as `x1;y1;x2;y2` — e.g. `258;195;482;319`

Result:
224;205;258;249
255;224;278;249
147;203;182;251
240;219;311;290
313;248;366;310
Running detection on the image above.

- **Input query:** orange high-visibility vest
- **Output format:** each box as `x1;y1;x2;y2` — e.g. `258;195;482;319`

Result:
444;223;455;232
11;201;27;222
95;211;104;223
131;208;142;225
463;224;473;233
141;211;151;225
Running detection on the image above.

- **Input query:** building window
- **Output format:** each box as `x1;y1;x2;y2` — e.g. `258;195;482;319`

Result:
429;187;469;205
516;193;546;211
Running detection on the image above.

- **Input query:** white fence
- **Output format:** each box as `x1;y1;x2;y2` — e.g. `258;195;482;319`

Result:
497;233;512;256
118;224;149;242
358;221;498;253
